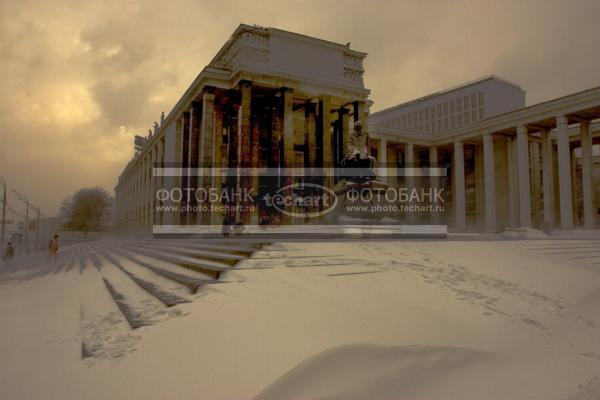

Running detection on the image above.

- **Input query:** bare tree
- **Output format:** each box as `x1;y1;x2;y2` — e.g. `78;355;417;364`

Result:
63;187;110;233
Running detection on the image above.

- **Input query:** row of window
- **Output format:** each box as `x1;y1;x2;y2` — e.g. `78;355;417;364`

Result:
380;91;485;133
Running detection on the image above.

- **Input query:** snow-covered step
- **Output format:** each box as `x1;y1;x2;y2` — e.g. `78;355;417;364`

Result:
96;250;189;307
88;248;103;271
117;244;231;279
127;241;245;265
101;278;150;330
133;239;260;255
78;259;132;359
109;246;214;293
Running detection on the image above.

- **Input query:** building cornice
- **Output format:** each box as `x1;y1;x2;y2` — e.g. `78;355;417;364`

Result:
370;86;600;146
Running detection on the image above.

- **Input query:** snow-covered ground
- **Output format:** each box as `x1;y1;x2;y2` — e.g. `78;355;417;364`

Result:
0;238;599;399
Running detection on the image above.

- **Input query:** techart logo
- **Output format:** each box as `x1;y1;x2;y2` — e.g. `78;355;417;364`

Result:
264;182;338;218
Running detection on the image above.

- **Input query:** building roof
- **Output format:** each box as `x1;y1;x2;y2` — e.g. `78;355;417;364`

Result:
370;75;525;117
209;23;366;69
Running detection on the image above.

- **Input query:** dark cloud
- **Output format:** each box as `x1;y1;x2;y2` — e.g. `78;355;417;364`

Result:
91;78;155;127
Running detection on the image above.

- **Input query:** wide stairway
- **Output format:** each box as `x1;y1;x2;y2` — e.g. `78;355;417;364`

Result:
17;237;266;360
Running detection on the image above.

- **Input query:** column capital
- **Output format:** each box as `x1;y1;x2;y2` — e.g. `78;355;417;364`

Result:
555;115;568;125
453;139;463;148
516;125;528;135
482;132;494;142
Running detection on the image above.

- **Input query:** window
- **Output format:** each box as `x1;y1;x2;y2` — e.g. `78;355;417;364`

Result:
408;114;412;128
464;96;469;109
451;116;455;129
444;102;448;116
437;104;442;118
419;109;423;122
478;108;484;120
472;109;477;122
457;99;462;113
478;91;484;107
457;115;462;127
450;100;455;115
444;117;448;130
464;112;469;125
471;94;476;108
402;115;406;128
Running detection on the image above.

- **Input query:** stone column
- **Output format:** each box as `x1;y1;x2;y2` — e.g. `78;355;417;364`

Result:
180;111;191;225
353;100;367;127
453;140;466;230
212;103;224;226
483;133;496;232
405;143;415;223
150;146;156;226
506;137;518;227
146;154;151;229
339;108;350;159
541;129;554;228
282;88;294;170
556;115;573;229
281;88;294;224
380;138;388;183
319;96;333;190
306;102;317;169
429;145;440;224
189;104;199;198
530;141;542;228
200;93;215;225
580;121;594;228
516;125;531;228
140;157;145;229
239;82;252;224
136;163;141;230
474;144;485;228
162;119;181;226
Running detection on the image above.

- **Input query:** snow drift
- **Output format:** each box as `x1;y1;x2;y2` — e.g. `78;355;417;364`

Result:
254;343;488;400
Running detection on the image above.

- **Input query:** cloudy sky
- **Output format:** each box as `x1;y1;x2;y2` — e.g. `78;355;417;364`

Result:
1;0;599;215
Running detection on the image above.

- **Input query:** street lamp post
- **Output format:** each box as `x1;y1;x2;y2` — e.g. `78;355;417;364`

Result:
24;199;29;244
9;188;42;252
36;207;40;249
11;189;32;250
0;177;6;247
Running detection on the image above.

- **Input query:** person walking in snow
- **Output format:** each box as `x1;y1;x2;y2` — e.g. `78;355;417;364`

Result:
222;215;232;238
49;234;59;257
4;242;14;261
2;242;15;273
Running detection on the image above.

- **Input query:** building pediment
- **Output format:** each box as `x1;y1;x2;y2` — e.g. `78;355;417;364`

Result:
209;24;367;94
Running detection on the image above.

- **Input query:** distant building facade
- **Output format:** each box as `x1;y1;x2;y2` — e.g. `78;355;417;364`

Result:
115;24;600;233
115;24;369;231
370;76;525;133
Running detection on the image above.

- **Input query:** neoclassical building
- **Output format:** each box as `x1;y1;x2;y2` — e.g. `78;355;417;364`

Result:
115;24;600;232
